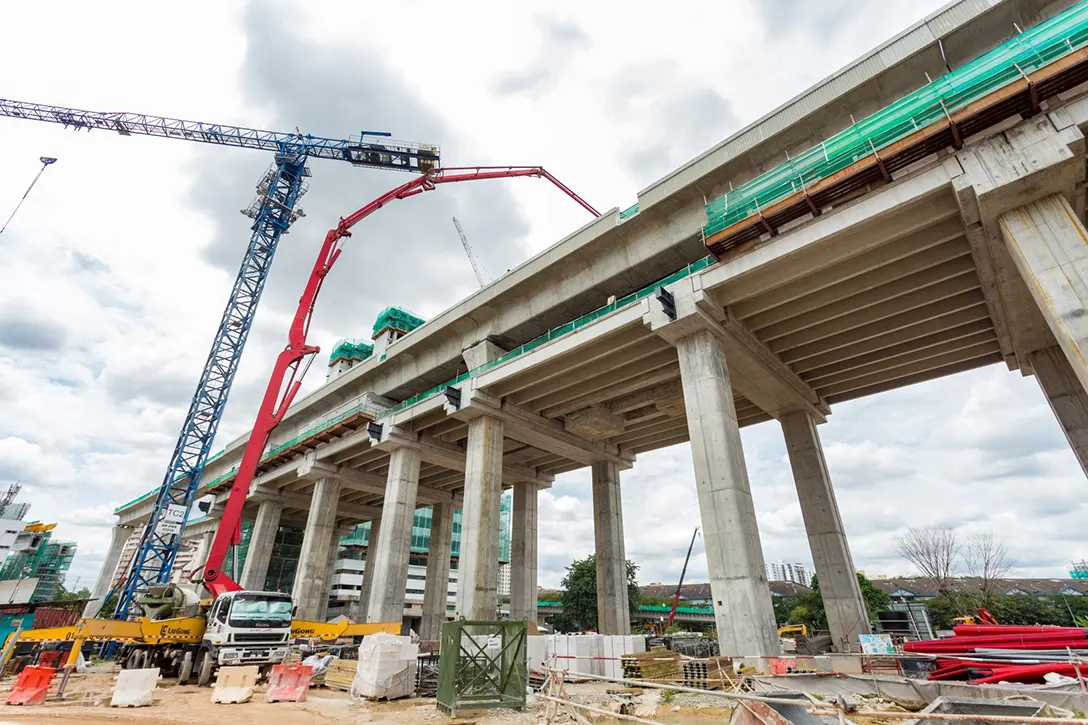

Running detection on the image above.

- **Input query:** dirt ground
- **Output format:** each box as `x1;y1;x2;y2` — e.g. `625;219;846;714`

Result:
0;671;733;725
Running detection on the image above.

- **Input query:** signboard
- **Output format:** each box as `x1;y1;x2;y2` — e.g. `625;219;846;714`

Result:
859;633;896;655
155;504;188;536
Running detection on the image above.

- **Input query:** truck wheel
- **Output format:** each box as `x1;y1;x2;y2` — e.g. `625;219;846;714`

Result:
130;650;146;669
196;649;214;687
177;651;194;685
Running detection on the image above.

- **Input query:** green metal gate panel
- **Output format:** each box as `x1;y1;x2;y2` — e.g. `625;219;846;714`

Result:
436;619;527;716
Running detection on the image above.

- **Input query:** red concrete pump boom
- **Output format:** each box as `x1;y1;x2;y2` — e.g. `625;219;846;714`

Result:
199;166;599;595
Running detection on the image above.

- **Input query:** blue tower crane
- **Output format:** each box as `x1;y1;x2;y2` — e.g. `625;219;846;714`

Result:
0;99;440;618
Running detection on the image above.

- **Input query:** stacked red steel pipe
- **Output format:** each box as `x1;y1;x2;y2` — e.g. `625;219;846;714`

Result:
903;625;1088;684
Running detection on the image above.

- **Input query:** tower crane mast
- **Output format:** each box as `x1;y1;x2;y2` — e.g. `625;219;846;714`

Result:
0;98;440;619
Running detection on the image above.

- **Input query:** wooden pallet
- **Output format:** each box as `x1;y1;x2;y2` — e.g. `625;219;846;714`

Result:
323;658;357;691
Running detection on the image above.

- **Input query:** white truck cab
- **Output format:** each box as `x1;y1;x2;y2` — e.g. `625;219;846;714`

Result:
195;590;293;685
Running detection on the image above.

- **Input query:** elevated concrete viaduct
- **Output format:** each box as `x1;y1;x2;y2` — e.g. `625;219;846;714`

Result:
101;0;1088;655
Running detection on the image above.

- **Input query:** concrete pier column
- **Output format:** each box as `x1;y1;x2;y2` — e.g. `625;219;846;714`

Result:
510;482;539;625
456;415;504;620
366;447;422;624
592;463;630;635
780;410;870;651
1030;346;1088;477
676;329;779;656
317;527;345;622
353;518;381;622
239;500;282;591
1000;194;1088;394
291;476;341;621
83;524;133;618
420;502;454;640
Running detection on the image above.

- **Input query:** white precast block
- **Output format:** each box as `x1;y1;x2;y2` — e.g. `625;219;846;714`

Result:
574;636;594;677
352;633;419;700
527;635;546;672
110;667;159;708
590;636;604;678
554;635;570;673
603;636;628;679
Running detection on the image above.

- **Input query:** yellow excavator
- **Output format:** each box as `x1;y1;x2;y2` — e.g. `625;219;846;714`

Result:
777;624;808;638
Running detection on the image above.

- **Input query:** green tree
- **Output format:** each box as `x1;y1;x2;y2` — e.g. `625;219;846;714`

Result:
923;596;957;630
856;574;891;621
785;573;889;633
772;595;799;626
56;586;92;602
556;555;640;632
640;595;675;607
986;595;1065;626
98;591;119;618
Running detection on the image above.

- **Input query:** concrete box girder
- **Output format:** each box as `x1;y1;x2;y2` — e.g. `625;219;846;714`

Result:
448;387;634;469
766;273;983;352
788;302;992;372
731;217;969;321
755;256;979;342
706;177;961;307
778;290;988;364
487;322;651;400
816;340;1002;398
824;354;1003;405
799;318;995;379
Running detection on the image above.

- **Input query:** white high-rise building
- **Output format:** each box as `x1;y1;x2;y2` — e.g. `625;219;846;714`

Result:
766;561;810;587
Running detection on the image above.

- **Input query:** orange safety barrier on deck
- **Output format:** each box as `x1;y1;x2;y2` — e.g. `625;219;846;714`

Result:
265;663;313;703
6;666;56;705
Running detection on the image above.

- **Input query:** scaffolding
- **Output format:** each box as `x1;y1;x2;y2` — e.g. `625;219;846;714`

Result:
328;338;374;365
372;306;425;337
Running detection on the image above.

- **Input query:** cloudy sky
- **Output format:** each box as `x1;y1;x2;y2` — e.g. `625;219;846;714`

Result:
1;1;1084;595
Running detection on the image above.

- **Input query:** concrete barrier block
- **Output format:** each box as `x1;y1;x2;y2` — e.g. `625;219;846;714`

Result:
210;665;260;704
6;666;55;705
110;667;159;707
266;663;312;703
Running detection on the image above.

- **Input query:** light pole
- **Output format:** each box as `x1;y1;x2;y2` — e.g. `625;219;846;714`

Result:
8;567;32;604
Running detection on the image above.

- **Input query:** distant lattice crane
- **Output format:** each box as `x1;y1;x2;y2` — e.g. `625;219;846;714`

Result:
452;216;489;287
0;482;22;519
0;99;440;619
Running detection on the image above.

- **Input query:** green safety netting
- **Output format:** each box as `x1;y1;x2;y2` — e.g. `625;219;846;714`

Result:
619;202;639;220
329;338;374;365
535;601;713;616
0;530;77;603
702;0;1088;240
372;306;425;336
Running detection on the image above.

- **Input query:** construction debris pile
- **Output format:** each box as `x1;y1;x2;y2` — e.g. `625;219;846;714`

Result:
905;624;1088;683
